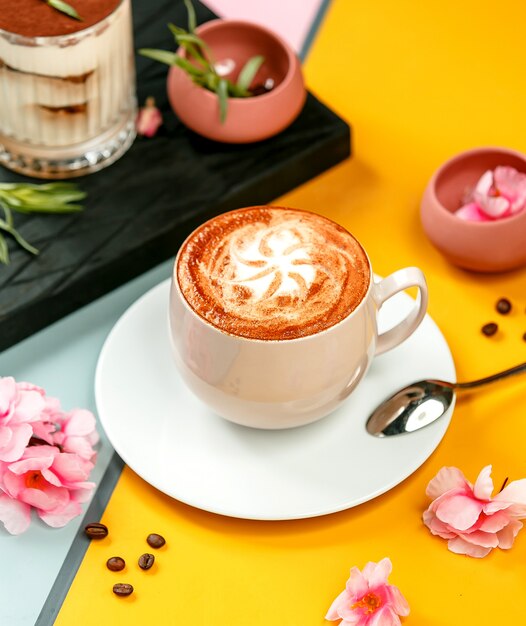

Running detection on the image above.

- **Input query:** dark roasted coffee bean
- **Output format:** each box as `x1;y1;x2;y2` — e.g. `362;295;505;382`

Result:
522;332;526;342
496;298;512;314
146;533;165;549
106;557;125;572
113;583;133;597
138;553;155;570
481;322;498;337
84;522;108;539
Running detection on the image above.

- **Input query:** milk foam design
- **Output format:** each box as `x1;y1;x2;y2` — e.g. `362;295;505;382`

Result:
227;222;316;301
177;207;371;341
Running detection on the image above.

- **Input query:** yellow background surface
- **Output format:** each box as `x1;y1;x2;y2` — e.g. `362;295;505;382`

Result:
56;0;526;624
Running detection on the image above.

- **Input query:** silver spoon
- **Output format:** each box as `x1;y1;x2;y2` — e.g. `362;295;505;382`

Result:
366;362;526;437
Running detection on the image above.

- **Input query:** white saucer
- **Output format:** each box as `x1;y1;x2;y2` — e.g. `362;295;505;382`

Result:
95;279;455;520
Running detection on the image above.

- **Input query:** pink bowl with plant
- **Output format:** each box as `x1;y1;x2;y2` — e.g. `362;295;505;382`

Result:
166;19;306;143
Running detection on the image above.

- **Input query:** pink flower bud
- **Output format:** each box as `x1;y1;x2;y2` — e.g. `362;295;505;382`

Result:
136;96;163;138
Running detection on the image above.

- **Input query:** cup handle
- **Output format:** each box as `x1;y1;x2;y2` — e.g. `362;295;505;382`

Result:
373;267;428;356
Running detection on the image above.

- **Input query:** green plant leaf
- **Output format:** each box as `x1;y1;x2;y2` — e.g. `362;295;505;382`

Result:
237;55;265;92
0;219;39;256
0;182;84;264
0;233;8;265
216;78;229;124
46;0;82;20
172;56;207;77
183;0;197;33
139;48;179;67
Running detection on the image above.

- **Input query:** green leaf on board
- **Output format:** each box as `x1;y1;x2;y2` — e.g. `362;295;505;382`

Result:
0;182;84;264
0;233;8;265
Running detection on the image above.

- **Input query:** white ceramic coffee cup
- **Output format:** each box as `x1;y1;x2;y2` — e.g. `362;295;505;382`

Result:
169;241;428;429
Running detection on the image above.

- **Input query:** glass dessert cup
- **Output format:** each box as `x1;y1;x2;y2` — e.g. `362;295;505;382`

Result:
0;0;137;179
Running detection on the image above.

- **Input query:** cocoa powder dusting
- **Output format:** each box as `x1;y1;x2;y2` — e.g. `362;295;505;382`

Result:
0;0;122;37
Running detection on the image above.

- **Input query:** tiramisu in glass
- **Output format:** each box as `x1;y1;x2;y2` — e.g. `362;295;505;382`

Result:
0;0;136;178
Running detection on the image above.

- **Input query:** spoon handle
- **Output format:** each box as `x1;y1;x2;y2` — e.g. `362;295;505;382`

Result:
455;362;526;390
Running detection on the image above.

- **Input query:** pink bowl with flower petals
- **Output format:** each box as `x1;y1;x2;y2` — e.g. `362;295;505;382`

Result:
421;147;526;272
166;19;306;143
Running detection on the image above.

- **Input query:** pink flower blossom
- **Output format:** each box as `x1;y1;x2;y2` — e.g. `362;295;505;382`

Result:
325;558;409;626
423;465;526;558
136;96;163;137
455;166;526;221
455;201;492;222
0;445;95;534
0;377;45;462
53;409;99;461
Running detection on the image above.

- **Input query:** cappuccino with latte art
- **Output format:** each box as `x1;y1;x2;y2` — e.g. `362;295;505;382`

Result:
176;207;370;340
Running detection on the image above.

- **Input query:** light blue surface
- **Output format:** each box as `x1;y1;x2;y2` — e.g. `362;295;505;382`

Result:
0;259;173;626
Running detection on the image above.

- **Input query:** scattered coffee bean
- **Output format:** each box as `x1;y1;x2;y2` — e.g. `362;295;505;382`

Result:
84;522;108;539
496;298;512;314
106;557;125;572
138;553;155;570
522;332;526;342
113;583;134;597
481;322;498;337
146;533;165;549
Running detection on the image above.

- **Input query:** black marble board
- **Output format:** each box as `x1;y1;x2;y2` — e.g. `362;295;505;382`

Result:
0;0;351;353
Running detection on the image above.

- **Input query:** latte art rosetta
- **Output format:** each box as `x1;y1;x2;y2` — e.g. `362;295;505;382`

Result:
177;207;370;340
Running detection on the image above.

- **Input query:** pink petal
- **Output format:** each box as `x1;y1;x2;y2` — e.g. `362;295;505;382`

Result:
385;585;410;617
364;558;392;588
41;468;63;487
136;98;163;138
496;519;523;549
426;467;469;499
457;530;498;548
435;494;483;530
21;484;69;511
51;453;92;482
368;605;402;626
423;510;457;538
69;483;96;503
62;409;96;437
494;166;526;213
326;589;349;620
0;377;16;417
0;423;32;462
13;388;45;423
455;202;492;221
447;536;492;558
481;196;510;218
2;470;25;498
478;510;512;533
8;451;55;475
61;436;96;461
38;499;82;528
0;494;31;534
346;567;369;599
31;420;55;445
494;478;526;508
473;465;494;500
473;170;493;196
483;499;512;515
0;426;11;447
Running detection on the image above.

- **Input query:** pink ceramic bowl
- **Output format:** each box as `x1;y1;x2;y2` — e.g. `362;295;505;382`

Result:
421;147;526;272
167;19;306;143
